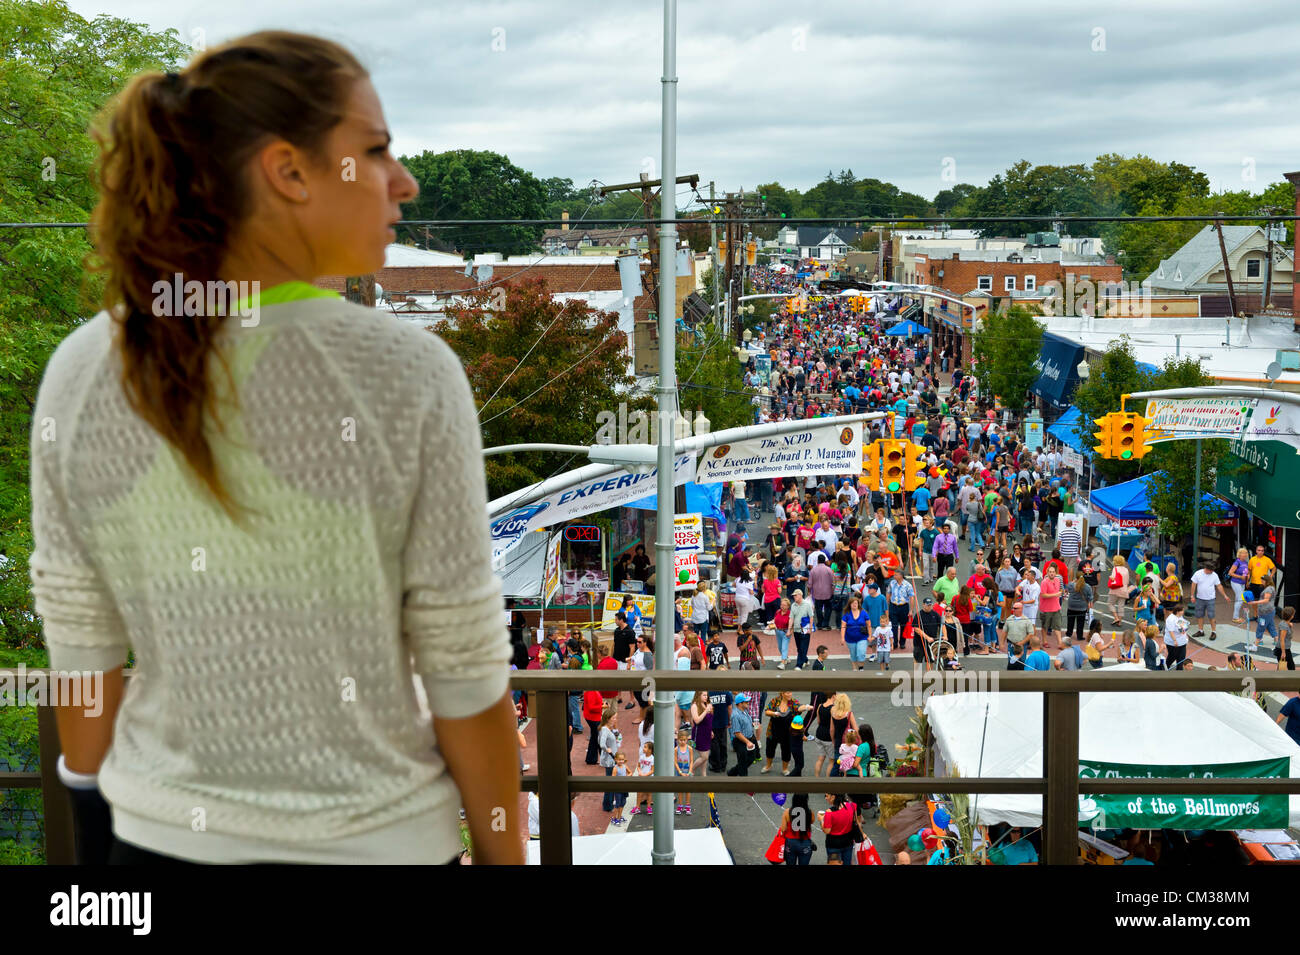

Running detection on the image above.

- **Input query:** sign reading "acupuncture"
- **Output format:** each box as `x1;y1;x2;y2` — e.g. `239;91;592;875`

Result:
1080;757;1288;830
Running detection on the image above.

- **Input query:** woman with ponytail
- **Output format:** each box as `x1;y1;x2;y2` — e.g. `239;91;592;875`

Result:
30;31;523;864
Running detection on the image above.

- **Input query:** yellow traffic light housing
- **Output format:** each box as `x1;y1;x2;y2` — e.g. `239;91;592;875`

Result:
1094;411;1152;460
1093;413;1117;458
903;442;929;492
863;441;882;490
1126;413;1152;459
879;439;906;494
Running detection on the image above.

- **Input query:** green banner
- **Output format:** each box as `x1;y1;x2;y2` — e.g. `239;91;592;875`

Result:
1216;437;1300;529
1079;757;1289;830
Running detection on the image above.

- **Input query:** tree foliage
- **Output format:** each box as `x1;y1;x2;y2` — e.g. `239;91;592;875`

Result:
0;0;190;656
1070;337;1150;484
677;333;754;436
1142;358;1229;542
434;278;648;501
970;305;1045;410
398;149;547;257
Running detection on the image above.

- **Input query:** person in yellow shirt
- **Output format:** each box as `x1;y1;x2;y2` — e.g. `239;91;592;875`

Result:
1248;544;1277;589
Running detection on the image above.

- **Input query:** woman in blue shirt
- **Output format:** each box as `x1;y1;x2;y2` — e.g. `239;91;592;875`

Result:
840;595;872;670
1132;583;1156;628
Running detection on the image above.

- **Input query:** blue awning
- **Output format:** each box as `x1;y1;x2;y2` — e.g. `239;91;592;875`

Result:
1029;333;1086;409
1090;473;1237;528
1136;361;1159;375
1046;405;1091;456
884;319;929;336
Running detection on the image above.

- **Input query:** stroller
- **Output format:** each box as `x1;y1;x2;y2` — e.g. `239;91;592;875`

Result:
857;742;891;817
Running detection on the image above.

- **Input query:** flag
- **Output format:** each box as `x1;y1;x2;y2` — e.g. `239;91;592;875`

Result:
708;793;723;833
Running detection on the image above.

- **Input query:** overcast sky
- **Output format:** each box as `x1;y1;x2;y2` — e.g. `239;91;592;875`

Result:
69;0;1300;208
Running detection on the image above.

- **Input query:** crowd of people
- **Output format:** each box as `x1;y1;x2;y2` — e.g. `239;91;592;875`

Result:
526;265;1295;855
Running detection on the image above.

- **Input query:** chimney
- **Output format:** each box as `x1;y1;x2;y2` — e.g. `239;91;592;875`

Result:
561;210;569;232
951;252;959;261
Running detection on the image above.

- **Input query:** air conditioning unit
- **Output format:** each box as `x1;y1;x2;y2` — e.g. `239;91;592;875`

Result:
1277;349;1300;371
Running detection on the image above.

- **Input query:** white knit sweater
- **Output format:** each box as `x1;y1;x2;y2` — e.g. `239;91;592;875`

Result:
29;295;509;862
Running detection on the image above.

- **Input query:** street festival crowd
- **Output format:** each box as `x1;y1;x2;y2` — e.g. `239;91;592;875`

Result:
523;265;1299;862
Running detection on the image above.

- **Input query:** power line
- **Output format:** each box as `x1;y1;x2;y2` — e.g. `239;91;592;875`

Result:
6;213;1299;229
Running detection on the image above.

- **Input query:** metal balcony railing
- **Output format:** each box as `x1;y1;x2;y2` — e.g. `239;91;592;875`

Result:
5;668;1300;865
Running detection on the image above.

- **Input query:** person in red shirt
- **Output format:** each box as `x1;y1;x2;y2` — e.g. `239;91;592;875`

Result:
582;689;607;764
594;643;619;700
1044;552;1069;581
819;793;859;865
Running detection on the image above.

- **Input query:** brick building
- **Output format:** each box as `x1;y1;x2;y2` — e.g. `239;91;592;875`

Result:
912;248;1122;297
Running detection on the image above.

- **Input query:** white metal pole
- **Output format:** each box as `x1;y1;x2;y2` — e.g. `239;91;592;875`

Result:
653;0;678;865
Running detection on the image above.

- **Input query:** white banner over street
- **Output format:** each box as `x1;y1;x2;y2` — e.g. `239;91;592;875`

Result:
1144;397;1256;442
695;421;863;483
1242;400;1300;446
490;453;696;561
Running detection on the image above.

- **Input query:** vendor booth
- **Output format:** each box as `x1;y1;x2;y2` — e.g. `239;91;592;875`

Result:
1089;473;1236;559
924;664;1300;833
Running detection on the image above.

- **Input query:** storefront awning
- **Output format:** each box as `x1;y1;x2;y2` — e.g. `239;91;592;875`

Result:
1029;333;1086;410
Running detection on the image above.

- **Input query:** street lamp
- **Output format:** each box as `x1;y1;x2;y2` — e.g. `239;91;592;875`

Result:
1077;359;1090;381
693;407;710;435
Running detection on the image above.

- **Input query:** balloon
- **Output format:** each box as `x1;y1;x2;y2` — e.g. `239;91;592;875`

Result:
906;833;924;852
1244;591;1255;602
933;806;951;830
771;792;787;807
921;827;941;850
679;569;690;584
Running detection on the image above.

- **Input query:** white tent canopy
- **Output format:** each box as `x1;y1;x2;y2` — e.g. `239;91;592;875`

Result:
924;664;1300;828
525;827;732;865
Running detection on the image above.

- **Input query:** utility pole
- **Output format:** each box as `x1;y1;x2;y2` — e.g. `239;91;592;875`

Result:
597;172;699;313
709;181;720;333
1214;217;1239;318
652;0;678;865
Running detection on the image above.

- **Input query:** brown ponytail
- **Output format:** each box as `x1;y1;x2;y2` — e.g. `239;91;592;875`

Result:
89;32;366;513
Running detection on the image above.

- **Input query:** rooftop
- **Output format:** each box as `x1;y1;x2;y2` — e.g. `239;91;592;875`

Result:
1040;313;1300;384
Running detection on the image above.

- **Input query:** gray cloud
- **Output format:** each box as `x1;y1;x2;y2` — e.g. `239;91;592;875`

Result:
68;0;1300;202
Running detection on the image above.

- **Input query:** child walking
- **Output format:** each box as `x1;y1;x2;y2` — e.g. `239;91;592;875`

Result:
631;741;656;816
610;753;630;825
675;729;693;815
873;618;893;671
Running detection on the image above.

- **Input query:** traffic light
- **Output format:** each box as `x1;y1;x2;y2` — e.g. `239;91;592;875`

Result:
863;441;882;490
1093;412;1118;458
1115;412;1151;460
903;442;928;492
1094;411;1152;460
879;439;906;494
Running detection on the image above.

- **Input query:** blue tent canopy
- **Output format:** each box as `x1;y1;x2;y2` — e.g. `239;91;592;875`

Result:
1046;406;1092;456
1090;473;1236;526
884;319;929;336
628;481;725;527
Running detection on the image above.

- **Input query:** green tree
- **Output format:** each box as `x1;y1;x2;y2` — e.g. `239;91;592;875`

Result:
970;305;1045;409
933;183;978;217
1142;358;1229;542
1070;337;1152;483
0;0;190;865
398;149;547;256
434;278;648;501
677;334;753;435
0;1;190;658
